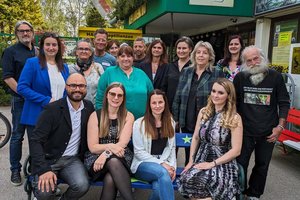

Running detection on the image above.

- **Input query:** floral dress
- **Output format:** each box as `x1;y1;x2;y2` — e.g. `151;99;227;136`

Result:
177;111;240;200
217;60;241;82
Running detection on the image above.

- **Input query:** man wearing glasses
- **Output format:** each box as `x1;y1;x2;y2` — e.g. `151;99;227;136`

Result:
1;20;37;186
30;73;94;200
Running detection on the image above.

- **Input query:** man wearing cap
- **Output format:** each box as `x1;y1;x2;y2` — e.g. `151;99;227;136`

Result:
1;20;37;186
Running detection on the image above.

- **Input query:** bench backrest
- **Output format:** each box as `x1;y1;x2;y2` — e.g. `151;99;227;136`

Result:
176;132;193;148
286;108;300;126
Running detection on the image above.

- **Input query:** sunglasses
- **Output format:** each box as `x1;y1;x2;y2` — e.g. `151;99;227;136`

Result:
108;91;124;98
67;84;87;90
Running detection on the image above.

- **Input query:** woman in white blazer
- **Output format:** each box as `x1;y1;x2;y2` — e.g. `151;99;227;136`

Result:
131;89;176;200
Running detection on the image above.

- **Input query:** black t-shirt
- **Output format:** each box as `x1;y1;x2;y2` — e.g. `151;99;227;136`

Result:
151;128;168;155
233;69;290;136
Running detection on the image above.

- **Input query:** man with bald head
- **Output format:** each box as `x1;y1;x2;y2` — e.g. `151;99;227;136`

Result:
29;73;94;200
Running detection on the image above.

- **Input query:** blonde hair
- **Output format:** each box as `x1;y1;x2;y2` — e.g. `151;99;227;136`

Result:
190;41;215;71
201;78;238;129
99;82;127;138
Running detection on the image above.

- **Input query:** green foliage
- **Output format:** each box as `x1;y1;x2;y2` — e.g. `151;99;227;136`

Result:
85;1;107;28
269;64;289;73
0;0;45;34
112;0;147;20
41;0;68;35
0;69;11;106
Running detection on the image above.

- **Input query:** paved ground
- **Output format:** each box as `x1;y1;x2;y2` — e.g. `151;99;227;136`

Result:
0;106;299;200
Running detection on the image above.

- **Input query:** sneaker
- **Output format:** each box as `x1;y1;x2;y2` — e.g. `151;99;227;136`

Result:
11;171;22;186
247;197;260;200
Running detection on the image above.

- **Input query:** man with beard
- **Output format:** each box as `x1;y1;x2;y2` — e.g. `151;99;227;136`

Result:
1;20;37;186
233;46;290;200
133;37;146;66
29;73;94;200
93;28;116;70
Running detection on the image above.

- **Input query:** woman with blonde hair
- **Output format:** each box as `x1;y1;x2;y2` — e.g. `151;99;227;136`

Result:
87;82;134;200
178;78;243;200
172;41;224;165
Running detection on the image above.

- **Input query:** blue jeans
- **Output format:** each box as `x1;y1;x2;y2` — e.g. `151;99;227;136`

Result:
33;156;89;200
135;162;174;200
10;96;26;172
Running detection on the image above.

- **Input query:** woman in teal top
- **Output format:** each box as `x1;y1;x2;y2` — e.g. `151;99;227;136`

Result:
95;45;153;119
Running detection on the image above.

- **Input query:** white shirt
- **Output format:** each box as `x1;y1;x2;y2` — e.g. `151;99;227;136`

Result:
47;63;65;100
63;97;84;156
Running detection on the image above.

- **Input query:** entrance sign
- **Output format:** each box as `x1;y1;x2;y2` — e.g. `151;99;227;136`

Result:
78;27;142;41
189;0;234;7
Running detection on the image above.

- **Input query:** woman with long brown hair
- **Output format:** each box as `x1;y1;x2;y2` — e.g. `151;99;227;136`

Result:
217;35;244;81
17;32;69;137
138;39;169;89
131;89;176;200
87;82;134;200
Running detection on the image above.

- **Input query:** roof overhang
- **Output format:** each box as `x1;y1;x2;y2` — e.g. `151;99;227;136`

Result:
124;0;255;36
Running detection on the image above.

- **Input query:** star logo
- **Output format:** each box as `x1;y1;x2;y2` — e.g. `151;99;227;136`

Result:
182;135;192;144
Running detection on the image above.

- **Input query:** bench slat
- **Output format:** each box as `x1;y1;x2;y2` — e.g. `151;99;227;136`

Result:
283;140;300;151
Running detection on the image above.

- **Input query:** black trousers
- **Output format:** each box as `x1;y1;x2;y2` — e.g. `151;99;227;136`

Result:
237;135;275;198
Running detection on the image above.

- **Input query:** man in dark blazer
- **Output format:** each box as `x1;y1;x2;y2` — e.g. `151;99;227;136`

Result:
29;73;94;200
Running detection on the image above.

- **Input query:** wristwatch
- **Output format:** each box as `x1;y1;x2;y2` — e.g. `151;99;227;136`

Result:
104;150;112;158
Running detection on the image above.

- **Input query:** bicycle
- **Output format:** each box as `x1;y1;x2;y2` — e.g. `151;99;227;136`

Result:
0;111;12;148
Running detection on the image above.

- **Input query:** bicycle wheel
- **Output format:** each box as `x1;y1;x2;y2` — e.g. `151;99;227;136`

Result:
0;112;12;148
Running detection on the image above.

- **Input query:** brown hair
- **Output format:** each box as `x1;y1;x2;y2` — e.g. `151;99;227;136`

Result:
99;82;128;138
107;40;120;51
117;45;134;57
38;32;64;72
220;35;244;66
144;39;168;65
142;89;174;139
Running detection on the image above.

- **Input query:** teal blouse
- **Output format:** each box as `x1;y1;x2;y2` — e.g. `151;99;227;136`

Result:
95;66;153;119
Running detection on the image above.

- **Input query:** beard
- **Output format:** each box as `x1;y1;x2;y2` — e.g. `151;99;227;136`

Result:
67;91;86;102
242;61;269;86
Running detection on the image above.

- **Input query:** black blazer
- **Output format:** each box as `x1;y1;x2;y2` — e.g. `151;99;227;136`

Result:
137;62;169;90
29;97;94;176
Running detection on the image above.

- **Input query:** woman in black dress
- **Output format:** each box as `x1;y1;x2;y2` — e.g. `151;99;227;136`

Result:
87;82;134;200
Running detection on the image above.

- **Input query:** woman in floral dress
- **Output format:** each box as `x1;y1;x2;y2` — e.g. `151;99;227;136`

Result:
217;35;244;81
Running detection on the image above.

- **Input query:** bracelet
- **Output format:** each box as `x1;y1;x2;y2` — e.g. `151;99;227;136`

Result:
277;125;284;131
213;160;217;167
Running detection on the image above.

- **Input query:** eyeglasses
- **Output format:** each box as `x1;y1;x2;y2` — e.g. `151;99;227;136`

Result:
17;29;32;34
77;47;91;52
67;84;87;90
108;92;124;98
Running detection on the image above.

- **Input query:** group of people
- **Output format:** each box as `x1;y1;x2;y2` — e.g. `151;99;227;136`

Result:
1;20;290;200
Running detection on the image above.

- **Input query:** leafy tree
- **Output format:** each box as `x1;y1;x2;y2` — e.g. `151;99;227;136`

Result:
0;0;45;34
41;0;68;35
85;1;107;28
64;0;89;36
112;0;147;20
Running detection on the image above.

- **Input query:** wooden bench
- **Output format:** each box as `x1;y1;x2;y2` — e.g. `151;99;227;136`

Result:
278;108;300;152
24;133;244;199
